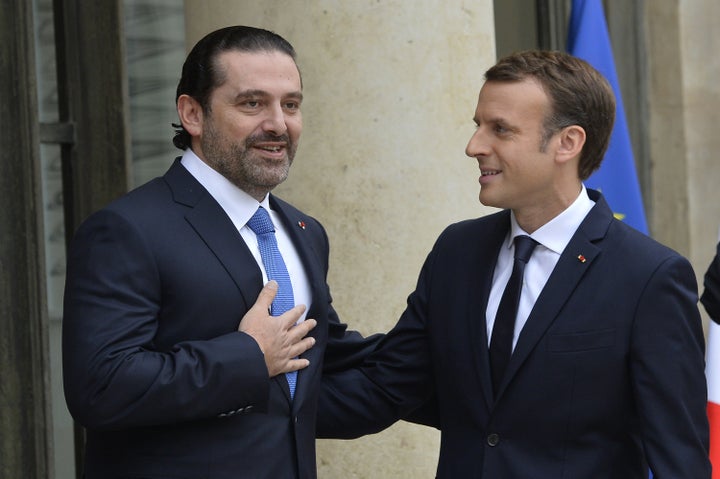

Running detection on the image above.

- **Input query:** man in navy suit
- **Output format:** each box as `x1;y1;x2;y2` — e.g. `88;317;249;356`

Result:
317;50;710;478
62;26;377;479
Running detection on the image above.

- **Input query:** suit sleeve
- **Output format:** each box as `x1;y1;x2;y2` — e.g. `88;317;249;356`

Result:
317;246;438;439
310;220;386;374
630;254;711;477
701;241;720;321
62;210;270;430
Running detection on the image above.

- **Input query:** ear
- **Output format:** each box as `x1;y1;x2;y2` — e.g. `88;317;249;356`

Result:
555;125;586;165
177;94;204;138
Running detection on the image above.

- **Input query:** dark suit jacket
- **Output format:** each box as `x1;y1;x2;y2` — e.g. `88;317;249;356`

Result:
318;190;710;478
701;241;720;321
63;159;378;479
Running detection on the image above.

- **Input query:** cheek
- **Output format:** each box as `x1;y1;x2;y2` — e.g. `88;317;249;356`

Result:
519;156;555;189
288;118;302;140
219;111;260;138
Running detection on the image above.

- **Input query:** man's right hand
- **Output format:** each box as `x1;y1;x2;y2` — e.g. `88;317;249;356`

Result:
238;281;317;377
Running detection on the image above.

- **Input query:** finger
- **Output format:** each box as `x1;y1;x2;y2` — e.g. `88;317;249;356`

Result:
288;336;316;358
252;280;278;312
285;319;316;343
284;357;311;373
280;304;307;329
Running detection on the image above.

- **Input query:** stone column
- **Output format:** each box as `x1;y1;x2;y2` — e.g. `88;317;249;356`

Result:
184;1;496;476
644;0;720;329
643;1;690;256
678;0;720;281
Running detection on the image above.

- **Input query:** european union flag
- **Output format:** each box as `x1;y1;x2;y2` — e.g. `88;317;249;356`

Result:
568;0;649;235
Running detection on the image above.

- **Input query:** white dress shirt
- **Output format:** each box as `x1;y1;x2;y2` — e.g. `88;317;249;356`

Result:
180;149;311;322
486;185;595;350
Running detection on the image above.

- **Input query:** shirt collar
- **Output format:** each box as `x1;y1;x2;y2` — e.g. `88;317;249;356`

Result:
180;149;269;230
508;184;595;255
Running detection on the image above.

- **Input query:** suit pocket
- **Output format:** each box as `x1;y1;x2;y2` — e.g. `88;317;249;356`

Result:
547;328;615;352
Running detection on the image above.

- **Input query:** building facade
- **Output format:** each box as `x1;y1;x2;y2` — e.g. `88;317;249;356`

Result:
2;1;719;477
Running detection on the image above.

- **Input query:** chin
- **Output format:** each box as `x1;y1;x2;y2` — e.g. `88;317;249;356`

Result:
479;191;499;208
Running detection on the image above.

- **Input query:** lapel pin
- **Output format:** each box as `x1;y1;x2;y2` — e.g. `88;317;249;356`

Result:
577;254;586;263
298;221;306;230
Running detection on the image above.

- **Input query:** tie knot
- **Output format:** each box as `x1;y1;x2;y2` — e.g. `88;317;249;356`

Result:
513;235;538;263
247;207;275;235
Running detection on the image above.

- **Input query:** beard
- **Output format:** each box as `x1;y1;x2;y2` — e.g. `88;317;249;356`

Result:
200;119;297;199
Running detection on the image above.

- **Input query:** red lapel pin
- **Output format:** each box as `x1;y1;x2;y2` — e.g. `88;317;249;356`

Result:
577;254;586;263
298;221;306;230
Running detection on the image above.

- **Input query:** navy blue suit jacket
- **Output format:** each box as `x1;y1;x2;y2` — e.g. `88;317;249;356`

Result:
319;190;710;478
701;241;720;321
63;159;378;479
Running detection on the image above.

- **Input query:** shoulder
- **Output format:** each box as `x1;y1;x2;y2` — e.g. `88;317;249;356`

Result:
592;219;696;292
70;173;184;253
86;178;170;224
701;242;720;319
269;194;329;243
582;193;686;267
608;219;685;264
436;210;509;244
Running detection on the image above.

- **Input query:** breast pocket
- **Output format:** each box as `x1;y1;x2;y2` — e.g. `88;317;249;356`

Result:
547;328;615;353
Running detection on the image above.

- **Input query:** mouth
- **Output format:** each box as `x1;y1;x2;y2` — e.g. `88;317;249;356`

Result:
246;132;293;161
478;168;501;186
256;144;284;151
253;143;287;157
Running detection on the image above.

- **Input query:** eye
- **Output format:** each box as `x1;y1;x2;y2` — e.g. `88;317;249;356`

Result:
242;100;261;108
283;100;301;111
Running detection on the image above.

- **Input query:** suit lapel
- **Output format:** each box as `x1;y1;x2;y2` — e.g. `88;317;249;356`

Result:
497;192;613;398
269;196;326;408
166;160;319;406
164;159;263;312
469;212;511;409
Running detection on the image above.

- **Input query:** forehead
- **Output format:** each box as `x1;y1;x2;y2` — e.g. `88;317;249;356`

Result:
475;78;549;123
214;49;302;92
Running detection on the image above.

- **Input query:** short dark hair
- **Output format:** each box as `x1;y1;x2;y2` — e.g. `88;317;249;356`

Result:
172;26;299;150
484;50;615;180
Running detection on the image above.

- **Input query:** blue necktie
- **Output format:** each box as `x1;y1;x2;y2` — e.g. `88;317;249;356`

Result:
489;235;538;397
247;206;297;399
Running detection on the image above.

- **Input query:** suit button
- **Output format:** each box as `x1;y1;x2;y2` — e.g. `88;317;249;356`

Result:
487;433;500;446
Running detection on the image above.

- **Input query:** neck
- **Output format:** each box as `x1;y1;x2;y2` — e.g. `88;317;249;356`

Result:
513;183;583;233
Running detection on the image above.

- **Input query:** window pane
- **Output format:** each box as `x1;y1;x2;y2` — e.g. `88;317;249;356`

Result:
33;0;74;477
125;0;186;186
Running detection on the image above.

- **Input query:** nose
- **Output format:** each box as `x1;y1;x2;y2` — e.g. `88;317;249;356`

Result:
465;127;489;158
262;103;288;136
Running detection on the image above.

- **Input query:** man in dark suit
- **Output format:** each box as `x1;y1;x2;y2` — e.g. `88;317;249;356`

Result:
62;26;376;479
317;50;711;478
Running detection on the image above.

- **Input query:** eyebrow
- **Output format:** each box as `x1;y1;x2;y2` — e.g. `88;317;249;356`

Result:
234;89;304;102
476;115;517;129
472;116;497;125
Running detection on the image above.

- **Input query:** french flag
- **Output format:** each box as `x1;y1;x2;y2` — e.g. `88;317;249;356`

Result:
706;321;720;478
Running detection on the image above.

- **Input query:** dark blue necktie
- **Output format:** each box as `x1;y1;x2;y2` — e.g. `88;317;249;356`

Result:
247;206;297;399
489;235;538;397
